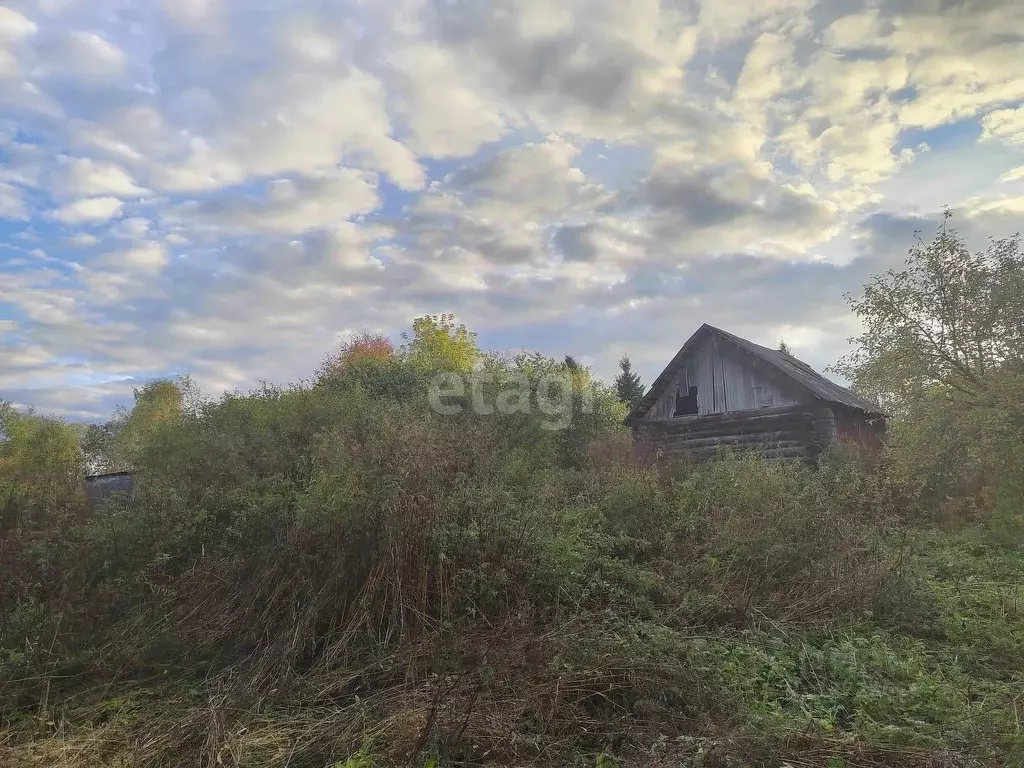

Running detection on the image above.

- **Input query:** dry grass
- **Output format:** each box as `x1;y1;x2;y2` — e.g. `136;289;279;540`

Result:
2;615;953;768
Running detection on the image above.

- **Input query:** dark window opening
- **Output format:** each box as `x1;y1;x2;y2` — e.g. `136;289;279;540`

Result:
674;386;698;417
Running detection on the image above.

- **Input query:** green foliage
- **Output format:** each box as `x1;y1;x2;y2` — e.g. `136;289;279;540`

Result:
613;354;645;409
0;404;82;486
833;213;1024;505
400;313;480;373
0;404;83;532
107;377;190;467
332;750;374;768
694;629;1014;747
834;213;1024;410
908;527;1024;673
316;332;423;402
0;598;49;664
80;420;120;473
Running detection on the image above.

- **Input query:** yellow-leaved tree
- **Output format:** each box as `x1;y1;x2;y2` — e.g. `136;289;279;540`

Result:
400;314;480;373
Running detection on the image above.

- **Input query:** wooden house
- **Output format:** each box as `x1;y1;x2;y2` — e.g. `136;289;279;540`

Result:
625;324;886;462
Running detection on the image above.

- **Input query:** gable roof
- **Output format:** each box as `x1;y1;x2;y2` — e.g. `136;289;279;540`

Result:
626;324;885;422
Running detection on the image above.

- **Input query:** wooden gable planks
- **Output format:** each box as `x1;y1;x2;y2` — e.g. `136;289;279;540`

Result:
643;333;806;419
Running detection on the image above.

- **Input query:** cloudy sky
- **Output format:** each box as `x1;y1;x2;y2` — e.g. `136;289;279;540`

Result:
1;0;1023;420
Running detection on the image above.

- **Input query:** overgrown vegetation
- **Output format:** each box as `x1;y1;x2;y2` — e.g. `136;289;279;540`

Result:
832;211;1024;505
2;225;1023;767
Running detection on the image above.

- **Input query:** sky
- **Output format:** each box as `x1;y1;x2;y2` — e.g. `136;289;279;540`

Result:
1;0;1023;421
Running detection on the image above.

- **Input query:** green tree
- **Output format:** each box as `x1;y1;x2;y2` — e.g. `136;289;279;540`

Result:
778;339;793;355
109;377;190;466
832;213;1024;497
0;404;81;482
614;354;645;408
833;212;1024;410
317;331;396;379
1;403;82;529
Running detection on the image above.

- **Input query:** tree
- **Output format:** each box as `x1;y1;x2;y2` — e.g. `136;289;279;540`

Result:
778;339;793;355
832;213;1024;412
832;212;1024;497
316;331;396;384
81;421;121;473
0;404;81;483
318;331;395;380
400;314;480;373
1;404;82;528
108;377;189;467
614;354;645;408
316;331;421;401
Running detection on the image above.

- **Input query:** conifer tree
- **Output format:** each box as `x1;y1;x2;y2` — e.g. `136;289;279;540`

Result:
614;354;645;408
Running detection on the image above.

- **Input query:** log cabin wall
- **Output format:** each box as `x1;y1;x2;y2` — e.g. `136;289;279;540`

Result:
633;403;838;463
643;334;811;420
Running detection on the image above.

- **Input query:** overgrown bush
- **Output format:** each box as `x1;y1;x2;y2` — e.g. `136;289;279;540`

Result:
2;313;1021;767
1;372;925;761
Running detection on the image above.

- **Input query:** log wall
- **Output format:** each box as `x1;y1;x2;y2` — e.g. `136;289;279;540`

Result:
631;403;838;463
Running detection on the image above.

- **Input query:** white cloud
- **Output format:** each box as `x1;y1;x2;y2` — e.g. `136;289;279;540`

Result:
963;194;1024;217
448;136;600;216
50;196;124;223
0;139;46;185
982;106;1024;145
698;0;813;42
386;43;507;158
116;240;170;271
33;31;127;82
144;24;425;192
164;169;380;236
64;233;100;247
823;10;882;49
1000;165;1024;183
67;114;149;163
162;0;218;26
110;217;151;239
0;7;36;41
0;182;27;219
734;32;796;106
51;157;147;197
